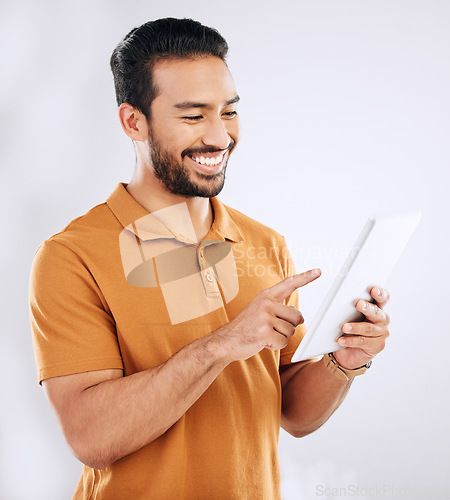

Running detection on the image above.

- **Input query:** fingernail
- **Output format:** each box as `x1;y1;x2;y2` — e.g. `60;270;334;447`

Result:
339;337;346;345
312;268;320;277
344;323;352;332
376;287;382;297
361;301;367;310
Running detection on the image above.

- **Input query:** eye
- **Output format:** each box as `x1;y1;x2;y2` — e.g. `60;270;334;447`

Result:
223;111;238;118
182;115;203;121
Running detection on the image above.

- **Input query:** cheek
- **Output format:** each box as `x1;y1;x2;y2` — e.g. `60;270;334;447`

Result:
159;129;196;157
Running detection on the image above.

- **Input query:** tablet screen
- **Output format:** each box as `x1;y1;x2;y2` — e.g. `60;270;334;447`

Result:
291;211;421;363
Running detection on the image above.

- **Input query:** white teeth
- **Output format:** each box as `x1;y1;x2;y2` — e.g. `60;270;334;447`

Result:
191;153;224;166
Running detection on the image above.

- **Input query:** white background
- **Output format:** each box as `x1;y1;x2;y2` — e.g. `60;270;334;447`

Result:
1;1;449;499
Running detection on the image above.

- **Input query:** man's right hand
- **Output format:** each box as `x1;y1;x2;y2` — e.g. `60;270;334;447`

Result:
217;269;321;362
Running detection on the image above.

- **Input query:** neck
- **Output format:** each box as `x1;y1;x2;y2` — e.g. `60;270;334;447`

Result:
126;169;213;242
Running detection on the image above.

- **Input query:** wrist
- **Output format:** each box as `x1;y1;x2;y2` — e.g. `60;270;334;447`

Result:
322;352;372;382
203;326;235;367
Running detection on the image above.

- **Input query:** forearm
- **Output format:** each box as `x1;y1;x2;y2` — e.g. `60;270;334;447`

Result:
62;332;230;469
46;270;321;468
280;358;353;437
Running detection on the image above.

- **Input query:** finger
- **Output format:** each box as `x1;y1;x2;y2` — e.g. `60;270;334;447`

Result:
263;332;289;351
337;333;386;353
370;286;390;308
342;321;387;338
268;269;321;302
356;299;389;325
272;317;297;338
272;302;304;326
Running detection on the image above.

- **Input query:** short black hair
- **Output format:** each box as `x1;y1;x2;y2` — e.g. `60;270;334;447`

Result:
110;18;229;120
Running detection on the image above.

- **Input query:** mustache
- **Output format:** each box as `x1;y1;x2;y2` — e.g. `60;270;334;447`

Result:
181;141;236;159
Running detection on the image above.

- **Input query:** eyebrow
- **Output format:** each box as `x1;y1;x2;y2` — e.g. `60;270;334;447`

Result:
174;95;240;110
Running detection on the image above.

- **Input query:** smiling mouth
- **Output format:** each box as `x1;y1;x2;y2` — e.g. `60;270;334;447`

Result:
188;150;226;167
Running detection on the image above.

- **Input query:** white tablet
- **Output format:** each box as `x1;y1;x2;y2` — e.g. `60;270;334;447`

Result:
291;211;421;363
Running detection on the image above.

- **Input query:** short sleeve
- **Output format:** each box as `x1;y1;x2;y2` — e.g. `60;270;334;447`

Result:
29;239;123;384
278;240;307;366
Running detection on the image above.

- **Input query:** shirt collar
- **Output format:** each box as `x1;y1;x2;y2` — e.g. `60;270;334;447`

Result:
107;183;244;243
208;196;244;243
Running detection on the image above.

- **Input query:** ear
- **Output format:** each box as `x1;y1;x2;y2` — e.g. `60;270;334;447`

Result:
118;103;149;141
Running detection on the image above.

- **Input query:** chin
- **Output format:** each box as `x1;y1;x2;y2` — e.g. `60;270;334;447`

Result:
190;172;226;198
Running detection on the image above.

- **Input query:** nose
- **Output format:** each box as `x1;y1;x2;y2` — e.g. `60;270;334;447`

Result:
201;116;231;150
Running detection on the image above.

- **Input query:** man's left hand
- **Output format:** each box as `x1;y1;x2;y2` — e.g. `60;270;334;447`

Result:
334;286;390;370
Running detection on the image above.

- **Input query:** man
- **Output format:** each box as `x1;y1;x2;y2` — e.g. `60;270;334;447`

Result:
30;18;390;499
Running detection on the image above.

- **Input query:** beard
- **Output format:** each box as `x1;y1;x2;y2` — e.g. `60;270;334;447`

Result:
148;131;235;198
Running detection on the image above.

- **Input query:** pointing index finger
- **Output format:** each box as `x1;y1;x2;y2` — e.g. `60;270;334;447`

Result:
270;268;321;302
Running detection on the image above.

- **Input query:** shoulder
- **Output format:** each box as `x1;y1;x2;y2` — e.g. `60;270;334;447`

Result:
36;201;121;257
217;201;296;277
220;201;287;247
31;200;124;288
30;201;121;299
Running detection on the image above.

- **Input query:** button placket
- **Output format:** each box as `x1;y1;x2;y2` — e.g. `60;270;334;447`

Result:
202;267;218;294
198;243;206;270
198;243;219;295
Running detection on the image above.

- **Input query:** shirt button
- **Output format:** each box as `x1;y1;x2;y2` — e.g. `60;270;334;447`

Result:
206;273;214;282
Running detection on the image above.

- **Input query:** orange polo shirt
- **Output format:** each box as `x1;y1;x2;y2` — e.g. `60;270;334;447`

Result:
30;183;306;500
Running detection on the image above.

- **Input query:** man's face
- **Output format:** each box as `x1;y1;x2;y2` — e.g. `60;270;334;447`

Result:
146;56;240;198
